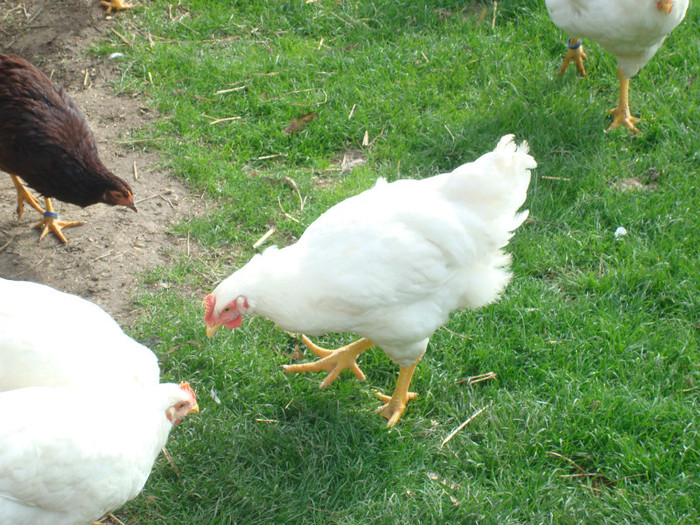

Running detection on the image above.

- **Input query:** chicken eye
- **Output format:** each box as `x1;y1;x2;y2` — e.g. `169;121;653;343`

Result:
223;307;231;312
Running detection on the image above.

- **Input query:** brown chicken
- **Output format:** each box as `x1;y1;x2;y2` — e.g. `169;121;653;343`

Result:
0;53;136;243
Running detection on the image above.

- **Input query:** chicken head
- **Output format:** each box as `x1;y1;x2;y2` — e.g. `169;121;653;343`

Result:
103;188;138;212
204;294;249;337
165;382;200;425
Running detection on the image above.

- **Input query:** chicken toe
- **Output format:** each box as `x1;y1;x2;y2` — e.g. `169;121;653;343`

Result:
282;336;372;388
558;38;587;77
606;68;641;134
100;0;134;14
607;106;641;133
10;175;44;220
92;513;121;525
33;199;85;243
376;361;419;427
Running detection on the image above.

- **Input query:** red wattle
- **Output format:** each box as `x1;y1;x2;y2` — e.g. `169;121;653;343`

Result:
225;316;243;329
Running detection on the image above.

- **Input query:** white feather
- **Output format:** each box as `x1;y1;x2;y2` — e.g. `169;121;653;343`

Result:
0;278;159;391
0;383;191;525
212;135;535;367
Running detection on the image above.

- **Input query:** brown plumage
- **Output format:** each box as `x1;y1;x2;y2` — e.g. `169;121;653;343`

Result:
0;53;136;242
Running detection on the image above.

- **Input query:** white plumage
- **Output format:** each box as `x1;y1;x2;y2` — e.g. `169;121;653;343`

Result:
0;383;198;525
0;277;159;391
204;135;535;426
546;0;689;132
0;278;198;524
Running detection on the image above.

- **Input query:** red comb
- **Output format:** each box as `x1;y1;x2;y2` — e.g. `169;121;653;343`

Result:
179;382;196;400
203;294;216;325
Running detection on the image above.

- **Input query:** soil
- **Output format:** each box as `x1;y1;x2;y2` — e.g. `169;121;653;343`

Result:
0;0;205;324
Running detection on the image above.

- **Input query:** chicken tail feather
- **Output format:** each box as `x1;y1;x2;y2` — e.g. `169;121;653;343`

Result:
442;134;535;227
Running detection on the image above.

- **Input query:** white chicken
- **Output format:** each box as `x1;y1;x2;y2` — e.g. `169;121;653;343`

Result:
204;135;535;426
0;278;199;524
545;0;689;133
0;382;198;525
0;278;159;391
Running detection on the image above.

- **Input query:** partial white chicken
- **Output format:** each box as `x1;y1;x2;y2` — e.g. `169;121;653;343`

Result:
204;135;535;426
0;278;158;391
0;382;198;525
546;0;689;133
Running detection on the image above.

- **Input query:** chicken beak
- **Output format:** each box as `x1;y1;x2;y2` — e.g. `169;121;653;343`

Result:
206;323;222;338
658;0;673;13
126;200;138;212
188;403;200;415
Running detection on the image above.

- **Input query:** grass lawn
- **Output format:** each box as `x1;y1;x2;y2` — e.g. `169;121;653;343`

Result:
94;1;698;522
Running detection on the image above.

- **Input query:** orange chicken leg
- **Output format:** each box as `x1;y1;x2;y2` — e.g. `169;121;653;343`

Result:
9;175;44;220
376;360;419;427
100;0;133;14
607;67;641;133
558;38;588;77
92;513;126;525
282;336;372;388
33;198;85;243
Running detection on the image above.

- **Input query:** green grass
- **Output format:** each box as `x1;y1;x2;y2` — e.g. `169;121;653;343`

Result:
92;1;698;522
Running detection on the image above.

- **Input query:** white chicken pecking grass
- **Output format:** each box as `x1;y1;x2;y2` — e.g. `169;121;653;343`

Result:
204;135;535;427
0;382;198;525
546;0;689;133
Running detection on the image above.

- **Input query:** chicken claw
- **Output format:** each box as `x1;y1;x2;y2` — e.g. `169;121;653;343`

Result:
282;336;372;388
607;107;641;134
33;199;84;243
10;175;44;220
375;361;419;427
92;515;119;525
100;0;134;14
606;68;641;134
558;38;587;77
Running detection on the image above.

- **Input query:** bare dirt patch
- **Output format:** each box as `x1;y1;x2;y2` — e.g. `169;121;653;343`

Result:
0;0;205;324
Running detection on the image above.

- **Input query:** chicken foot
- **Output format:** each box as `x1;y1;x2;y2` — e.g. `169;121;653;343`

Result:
9;175;44;220
558;38;587;77
91;515;119;525
607;68;641;134
376;360;419;427
33;198;85;243
100;0;134;14
282;336;372;388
